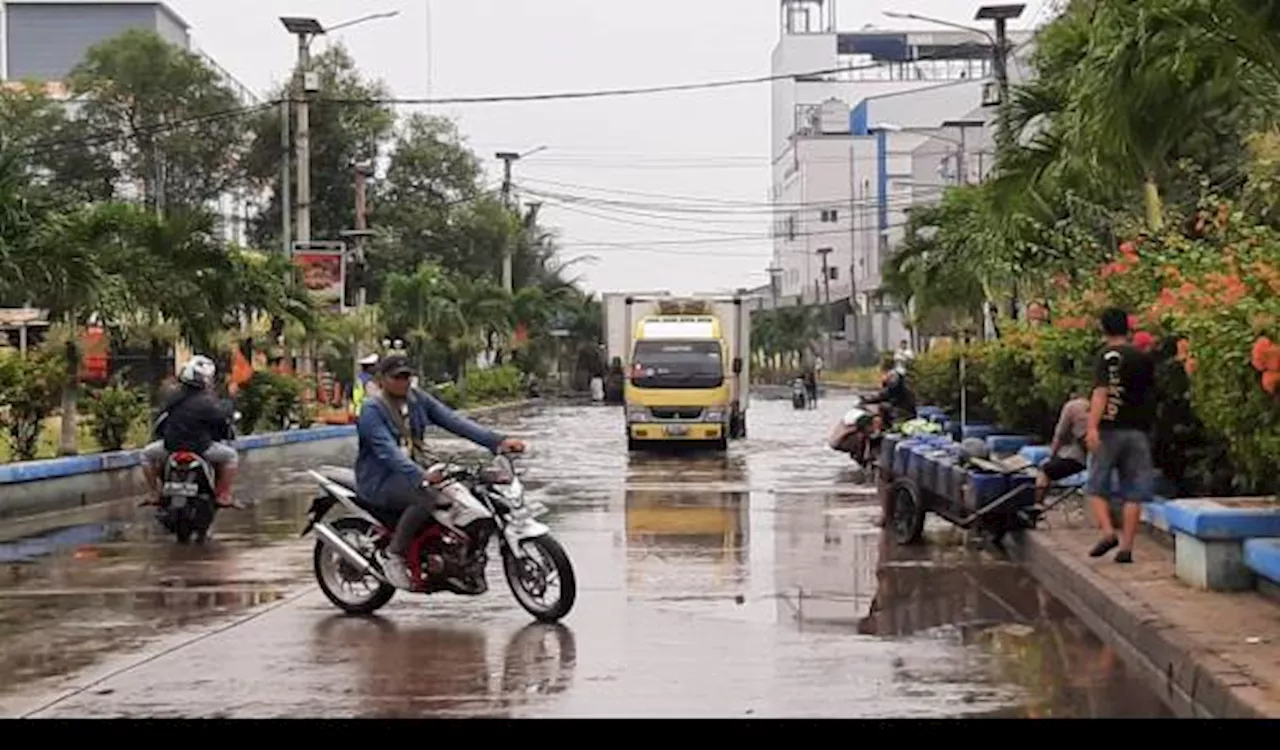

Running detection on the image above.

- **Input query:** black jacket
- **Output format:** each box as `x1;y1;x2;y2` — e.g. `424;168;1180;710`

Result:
866;371;916;417
153;386;234;454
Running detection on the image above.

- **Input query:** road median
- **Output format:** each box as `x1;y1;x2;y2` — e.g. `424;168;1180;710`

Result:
0;399;535;523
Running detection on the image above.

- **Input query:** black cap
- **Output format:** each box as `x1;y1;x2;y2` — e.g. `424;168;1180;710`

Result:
377;354;414;377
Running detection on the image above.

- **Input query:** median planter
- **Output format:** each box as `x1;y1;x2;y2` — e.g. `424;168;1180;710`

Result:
0;399;535;522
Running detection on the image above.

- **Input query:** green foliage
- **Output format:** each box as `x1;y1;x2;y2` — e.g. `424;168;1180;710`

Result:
464;365;522;405
0;347;66;461
234;371;304;435
908;344;995;424
85;379;148;452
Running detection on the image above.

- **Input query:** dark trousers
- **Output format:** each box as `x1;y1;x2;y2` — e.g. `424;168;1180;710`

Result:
381;474;444;556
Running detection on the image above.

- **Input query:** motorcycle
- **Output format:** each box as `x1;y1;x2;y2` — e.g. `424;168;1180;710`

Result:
828;396;883;470
791;378;808;409
303;452;577;623
152;410;241;545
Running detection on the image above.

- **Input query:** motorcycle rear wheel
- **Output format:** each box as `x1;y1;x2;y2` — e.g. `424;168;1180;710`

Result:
314;517;396;615
503;535;576;623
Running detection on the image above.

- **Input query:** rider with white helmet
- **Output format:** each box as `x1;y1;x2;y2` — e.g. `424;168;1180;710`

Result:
141;355;240;507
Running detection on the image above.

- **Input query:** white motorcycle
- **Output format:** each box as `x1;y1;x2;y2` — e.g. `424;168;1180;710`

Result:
302;453;576;623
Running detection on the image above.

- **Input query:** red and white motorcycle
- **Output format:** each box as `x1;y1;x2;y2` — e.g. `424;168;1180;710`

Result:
303;453;576;623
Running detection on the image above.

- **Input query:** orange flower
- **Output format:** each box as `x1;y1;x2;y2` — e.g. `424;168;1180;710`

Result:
1253;337;1280;372
1252;261;1280;295
1052;273;1071;292
1264;371;1280;395
1054;316;1089;330
1133;331;1155;352
1176;338;1191;362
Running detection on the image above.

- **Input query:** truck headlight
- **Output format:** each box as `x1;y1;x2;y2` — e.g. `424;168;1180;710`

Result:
704;410;724;422
626;405;649;421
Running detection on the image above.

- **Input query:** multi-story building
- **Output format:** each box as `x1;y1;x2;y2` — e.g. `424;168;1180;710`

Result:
1;1;258;245
769;0;1033;361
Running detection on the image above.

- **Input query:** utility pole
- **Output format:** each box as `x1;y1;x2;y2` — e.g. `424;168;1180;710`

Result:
496;151;520;293
817;247;833;365
494;146;548;293
280;98;291;256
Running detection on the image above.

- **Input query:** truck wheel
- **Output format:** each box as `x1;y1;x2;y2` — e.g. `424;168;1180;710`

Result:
627;438;642;452
712;437;729;452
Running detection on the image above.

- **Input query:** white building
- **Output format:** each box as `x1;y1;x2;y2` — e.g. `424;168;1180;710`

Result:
769;0;1033;361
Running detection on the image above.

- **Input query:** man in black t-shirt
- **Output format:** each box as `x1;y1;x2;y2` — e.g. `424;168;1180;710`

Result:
1085;308;1157;564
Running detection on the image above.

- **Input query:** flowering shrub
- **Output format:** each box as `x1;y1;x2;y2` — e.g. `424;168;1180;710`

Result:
994;200;1280;492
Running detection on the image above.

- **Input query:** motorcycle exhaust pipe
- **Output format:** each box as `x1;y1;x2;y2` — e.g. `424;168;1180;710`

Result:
313;523;389;584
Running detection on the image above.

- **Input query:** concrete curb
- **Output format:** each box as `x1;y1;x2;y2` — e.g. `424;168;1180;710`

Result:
1009;529;1267;718
0;399;535;522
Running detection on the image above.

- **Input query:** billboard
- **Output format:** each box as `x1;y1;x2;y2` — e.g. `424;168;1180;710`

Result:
292;242;346;312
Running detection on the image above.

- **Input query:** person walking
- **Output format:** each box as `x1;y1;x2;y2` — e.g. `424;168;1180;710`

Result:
1085;308;1157;564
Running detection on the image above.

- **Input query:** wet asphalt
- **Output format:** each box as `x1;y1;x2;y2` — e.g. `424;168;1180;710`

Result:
0;396;1173;718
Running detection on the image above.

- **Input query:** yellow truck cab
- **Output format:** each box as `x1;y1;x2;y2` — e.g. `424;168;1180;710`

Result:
604;294;751;452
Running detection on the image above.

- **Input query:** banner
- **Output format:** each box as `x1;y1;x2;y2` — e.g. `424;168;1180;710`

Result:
294;252;343;311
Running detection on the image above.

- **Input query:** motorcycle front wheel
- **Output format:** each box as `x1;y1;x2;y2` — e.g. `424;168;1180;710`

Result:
502;535;577;623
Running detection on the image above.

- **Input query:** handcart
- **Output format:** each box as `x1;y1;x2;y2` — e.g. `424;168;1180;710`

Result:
875;432;1086;549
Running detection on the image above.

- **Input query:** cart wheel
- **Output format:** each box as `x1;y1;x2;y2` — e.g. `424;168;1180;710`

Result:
889;478;926;546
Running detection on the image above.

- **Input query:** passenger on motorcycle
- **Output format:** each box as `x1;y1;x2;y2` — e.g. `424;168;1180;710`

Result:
141;355;240;508
356;354;525;590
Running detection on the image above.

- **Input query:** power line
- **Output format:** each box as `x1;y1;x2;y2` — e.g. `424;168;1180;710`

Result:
316;53;986;106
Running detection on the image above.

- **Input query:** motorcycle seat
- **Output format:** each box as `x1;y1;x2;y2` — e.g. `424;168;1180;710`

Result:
318;466;358;492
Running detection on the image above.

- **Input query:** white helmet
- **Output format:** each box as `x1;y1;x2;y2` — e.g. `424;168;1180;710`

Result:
178;355;217;388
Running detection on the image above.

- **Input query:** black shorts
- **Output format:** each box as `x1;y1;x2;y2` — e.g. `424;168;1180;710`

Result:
1041;456;1086;482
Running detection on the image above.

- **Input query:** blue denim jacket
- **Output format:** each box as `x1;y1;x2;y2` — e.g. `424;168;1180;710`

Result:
354;388;504;505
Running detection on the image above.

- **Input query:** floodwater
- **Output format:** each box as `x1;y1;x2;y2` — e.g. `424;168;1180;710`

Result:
0;396;1172;718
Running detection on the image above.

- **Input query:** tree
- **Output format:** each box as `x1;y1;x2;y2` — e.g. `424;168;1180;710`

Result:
69;29;250;212
0;85;117;206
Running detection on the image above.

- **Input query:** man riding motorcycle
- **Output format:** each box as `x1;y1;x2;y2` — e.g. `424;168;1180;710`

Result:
141;355;240;508
863;359;916;431
356;354;525;590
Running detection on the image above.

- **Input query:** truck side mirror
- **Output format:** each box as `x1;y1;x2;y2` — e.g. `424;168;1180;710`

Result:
732;358;743;374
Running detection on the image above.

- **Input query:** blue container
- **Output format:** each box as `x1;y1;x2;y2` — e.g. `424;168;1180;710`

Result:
932;455;959;498
917;406;948;421
961;424;999;441
879;434;900;474
1018;445;1052;466
963;472;1010;511
987;435;1035;457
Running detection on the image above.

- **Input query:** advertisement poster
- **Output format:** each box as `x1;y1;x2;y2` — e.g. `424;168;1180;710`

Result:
294;252;344;311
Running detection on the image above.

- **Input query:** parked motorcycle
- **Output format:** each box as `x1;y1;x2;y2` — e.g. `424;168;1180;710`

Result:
791;378;808;409
153;410;241;544
828;396;883;470
303;453;577;623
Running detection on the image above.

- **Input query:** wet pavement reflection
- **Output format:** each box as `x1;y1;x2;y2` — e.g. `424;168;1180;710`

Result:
0;397;1172;717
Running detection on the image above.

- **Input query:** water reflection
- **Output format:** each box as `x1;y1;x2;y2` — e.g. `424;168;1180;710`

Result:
856;531;1172;718
309;616;577;717
624;490;750;593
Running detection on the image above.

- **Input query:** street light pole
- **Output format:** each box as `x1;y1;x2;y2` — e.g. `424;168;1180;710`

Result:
280;12;401;252
976;5;1026;157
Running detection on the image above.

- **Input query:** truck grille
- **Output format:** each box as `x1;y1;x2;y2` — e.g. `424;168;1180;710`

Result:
649;407;704;420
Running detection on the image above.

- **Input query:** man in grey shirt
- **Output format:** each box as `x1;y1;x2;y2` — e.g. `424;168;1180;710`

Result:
1035;391;1090;507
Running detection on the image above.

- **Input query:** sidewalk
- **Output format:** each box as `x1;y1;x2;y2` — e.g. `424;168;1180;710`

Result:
1010;506;1280;717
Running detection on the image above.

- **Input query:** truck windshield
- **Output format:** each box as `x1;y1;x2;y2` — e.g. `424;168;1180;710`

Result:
631;340;723;389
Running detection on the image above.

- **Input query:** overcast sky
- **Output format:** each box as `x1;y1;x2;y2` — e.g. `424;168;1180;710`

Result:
146;0;1053;294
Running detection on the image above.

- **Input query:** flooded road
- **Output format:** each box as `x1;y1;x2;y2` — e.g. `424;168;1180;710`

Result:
0;397;1172;718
